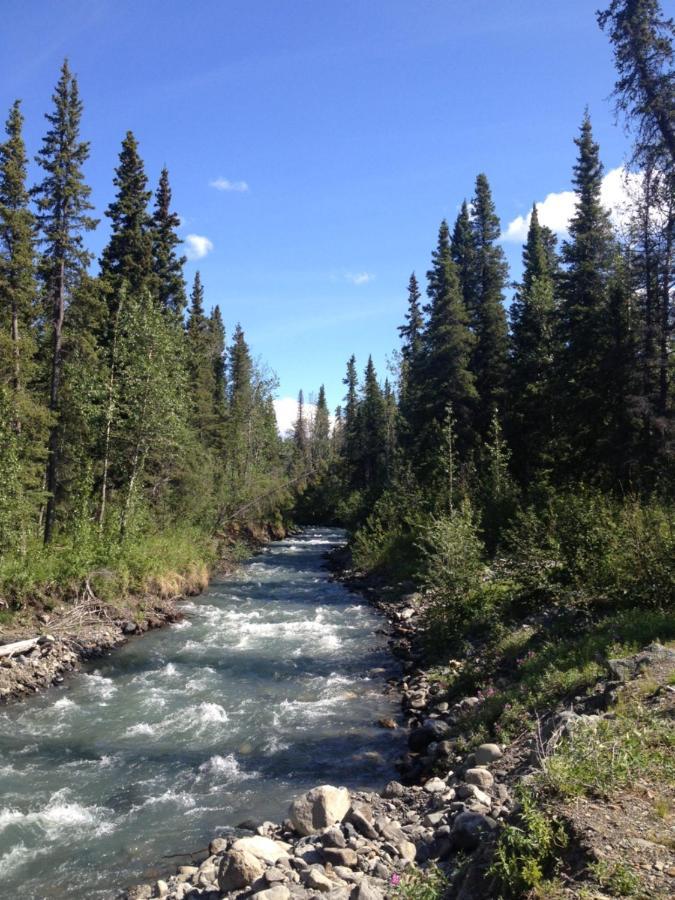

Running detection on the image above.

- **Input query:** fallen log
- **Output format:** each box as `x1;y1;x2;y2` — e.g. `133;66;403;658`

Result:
0;637;40;658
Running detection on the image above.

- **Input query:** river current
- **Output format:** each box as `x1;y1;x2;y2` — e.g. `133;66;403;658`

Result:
0;528;401;899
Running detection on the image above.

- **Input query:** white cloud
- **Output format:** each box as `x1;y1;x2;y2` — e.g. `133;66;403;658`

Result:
210;177;249;192
274;396;305;437
503;166;641;243
346;271;374;285
273;396;335;437
184;234;214;260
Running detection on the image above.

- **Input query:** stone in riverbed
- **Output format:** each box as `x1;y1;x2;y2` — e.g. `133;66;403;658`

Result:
305;867;337;892
253;886;291;900
233;835;291;863
218;848;266;891
451;811;497;850
381;781;405;799
290;785;351;836
423;777;447;793
351;877;385;900
474;743;502;765
348;805;378;840
465;767;494;790
324;847;358;867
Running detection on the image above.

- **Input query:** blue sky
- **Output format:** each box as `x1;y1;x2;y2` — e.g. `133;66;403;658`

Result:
1;0;642;428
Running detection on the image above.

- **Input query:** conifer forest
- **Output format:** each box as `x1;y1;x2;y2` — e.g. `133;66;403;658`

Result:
0;2;674;899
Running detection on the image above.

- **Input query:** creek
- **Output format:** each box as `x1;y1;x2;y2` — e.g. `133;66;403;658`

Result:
0;528;401;899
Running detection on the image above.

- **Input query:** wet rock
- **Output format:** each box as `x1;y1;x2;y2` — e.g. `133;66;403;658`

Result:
474;743;502;765
218;848;265;892
377;717;397;729
409;719;451;752
290;785;351;836
209;837;228;854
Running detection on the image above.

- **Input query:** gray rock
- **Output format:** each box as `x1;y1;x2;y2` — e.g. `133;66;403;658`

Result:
464;767;494;790
324;847;358;868
218;848;266;892
290;786;351;836
265;868;289;883
233;835;291;863
451;811;497;850
457;784;491;806
322;825;347;848
381;781;404;799
397;840;417;861
209;837;228;854
305;867;337;892
253;887;291;900
348;806;378;840
423;777;447;793
474;743;502;765
351;876;384;900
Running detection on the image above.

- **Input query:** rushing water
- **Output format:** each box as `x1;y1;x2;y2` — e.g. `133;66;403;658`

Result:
0;528;401;900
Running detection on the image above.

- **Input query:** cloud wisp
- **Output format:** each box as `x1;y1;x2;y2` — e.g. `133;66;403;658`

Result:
503;166;641;243
345;271;374;285
273;396;335;437
184;234;214;260
210;177;249;193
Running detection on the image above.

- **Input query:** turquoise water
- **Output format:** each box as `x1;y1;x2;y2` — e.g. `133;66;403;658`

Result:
0;528;401;899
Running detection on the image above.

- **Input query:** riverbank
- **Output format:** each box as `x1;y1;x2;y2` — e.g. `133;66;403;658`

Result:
122;538;675;900
0;521;287;705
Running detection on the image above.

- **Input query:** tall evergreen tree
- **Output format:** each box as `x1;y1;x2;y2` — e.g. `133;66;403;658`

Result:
342;354;360;481
33;60;97;543
151;166;186;316
508;206;558;481
451;200;477;320
598;0;675;168
556;113;617;479
0;101;36;429
209;304;227;416
186;271;218;444
357;356;387;490
292;389;310;468
100;130;153;297
469;174;510;434
397;272;424;445
419;221;477;466
312;384;331;468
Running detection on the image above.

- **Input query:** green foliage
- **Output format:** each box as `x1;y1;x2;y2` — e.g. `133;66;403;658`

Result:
489;789;568;899
588;859;642;897
541;691;675;799
351;483;425;579
393;864;448;900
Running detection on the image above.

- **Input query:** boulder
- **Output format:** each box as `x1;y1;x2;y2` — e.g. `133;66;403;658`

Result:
351;877;384;900
324;847;358;868
451;812;497;850
348;805;378;840
409;719;451;752
464;768;494;790
218;848;266;892
381;781;404;799
252;887;291;900
290;786;351;836
474;743;502;765
305;867;336;892
233;835;291;863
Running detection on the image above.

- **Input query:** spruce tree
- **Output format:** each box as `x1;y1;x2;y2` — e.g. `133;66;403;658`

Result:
398;272;423;434
312;384;331;468
556;113;617;479
342;354;360;482
598;0;675;168
292;389;310;468
451;200;477;320
186;271;218;444
209;304;227;417
419;221;477;466
151;166;186;316
508;206;558;482
33;60;97;543
469;174;510;435
357;356;387;490
100;130;153;297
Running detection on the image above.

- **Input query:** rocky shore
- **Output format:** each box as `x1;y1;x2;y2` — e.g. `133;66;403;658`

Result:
122;546;675;900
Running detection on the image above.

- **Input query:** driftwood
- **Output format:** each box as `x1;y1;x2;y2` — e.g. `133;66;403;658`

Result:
0;637;40;658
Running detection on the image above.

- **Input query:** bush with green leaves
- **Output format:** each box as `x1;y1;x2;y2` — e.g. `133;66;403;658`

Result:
489;789;568;898
393;864;449;900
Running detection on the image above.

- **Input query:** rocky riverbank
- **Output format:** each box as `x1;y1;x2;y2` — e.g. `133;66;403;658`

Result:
122;544;675;900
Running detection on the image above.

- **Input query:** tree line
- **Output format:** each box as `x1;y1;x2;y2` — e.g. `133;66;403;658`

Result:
300;0;673;565
0;61;285;562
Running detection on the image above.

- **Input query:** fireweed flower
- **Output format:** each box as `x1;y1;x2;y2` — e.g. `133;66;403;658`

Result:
390;873;401;886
